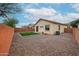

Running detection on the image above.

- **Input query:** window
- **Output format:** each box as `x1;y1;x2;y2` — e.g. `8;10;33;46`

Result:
45;25;50;31
40;26;43;28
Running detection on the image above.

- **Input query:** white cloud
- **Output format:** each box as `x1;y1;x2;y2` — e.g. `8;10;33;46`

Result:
25;8;57;16
66;13;79;18
24;7;79;24
44;13;74;23
25;7;61;23
16;22;29;28
26;3;40;9
71;4;79;12
60;13;79;23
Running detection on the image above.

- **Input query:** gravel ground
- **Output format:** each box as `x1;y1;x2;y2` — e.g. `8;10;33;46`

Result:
9;33;79;56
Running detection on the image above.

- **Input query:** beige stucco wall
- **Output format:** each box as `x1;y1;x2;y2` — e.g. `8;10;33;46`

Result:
60;25;67;33
35;20;67;34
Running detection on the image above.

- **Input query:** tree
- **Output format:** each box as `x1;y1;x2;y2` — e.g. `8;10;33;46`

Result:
3;18;18;28
70;19;79;28
0;3;21;20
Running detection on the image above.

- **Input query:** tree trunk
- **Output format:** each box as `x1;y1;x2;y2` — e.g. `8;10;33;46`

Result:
4;13;10;21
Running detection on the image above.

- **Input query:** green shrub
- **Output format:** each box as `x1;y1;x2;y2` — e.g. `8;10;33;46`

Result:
20;32;38;36
70;19;79;28
3;18;18;28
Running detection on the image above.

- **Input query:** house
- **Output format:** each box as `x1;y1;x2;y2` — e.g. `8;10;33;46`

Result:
15;24;35;32
22;24;34;29
34;19;68;34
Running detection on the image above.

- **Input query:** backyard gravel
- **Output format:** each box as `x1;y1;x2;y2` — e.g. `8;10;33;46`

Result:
9;33;79;56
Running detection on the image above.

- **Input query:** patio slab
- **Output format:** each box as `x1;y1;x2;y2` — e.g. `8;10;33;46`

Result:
9;33;79;56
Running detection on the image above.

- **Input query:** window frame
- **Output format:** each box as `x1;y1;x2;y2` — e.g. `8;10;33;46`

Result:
45;25;50;31
40;26;43;28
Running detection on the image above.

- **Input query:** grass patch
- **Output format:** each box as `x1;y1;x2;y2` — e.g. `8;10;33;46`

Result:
20;32;39;36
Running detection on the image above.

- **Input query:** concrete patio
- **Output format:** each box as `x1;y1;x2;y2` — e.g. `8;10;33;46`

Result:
9;33;79;56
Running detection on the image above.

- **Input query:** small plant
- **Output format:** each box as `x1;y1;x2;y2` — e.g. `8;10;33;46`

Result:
70;19;79;28
20;32;38;36
3;18;18;28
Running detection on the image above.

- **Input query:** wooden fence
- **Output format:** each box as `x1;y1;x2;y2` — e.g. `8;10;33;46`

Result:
64;28;73;33
14;27;34;32
73;28;79;45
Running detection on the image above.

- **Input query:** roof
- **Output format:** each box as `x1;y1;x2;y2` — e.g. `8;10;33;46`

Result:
34;18;67;26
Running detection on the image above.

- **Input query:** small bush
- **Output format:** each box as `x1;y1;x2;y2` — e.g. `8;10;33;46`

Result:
3;18;18;28
20;32;38;36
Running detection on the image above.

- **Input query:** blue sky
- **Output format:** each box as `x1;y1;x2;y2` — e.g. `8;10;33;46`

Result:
0;3;79;28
